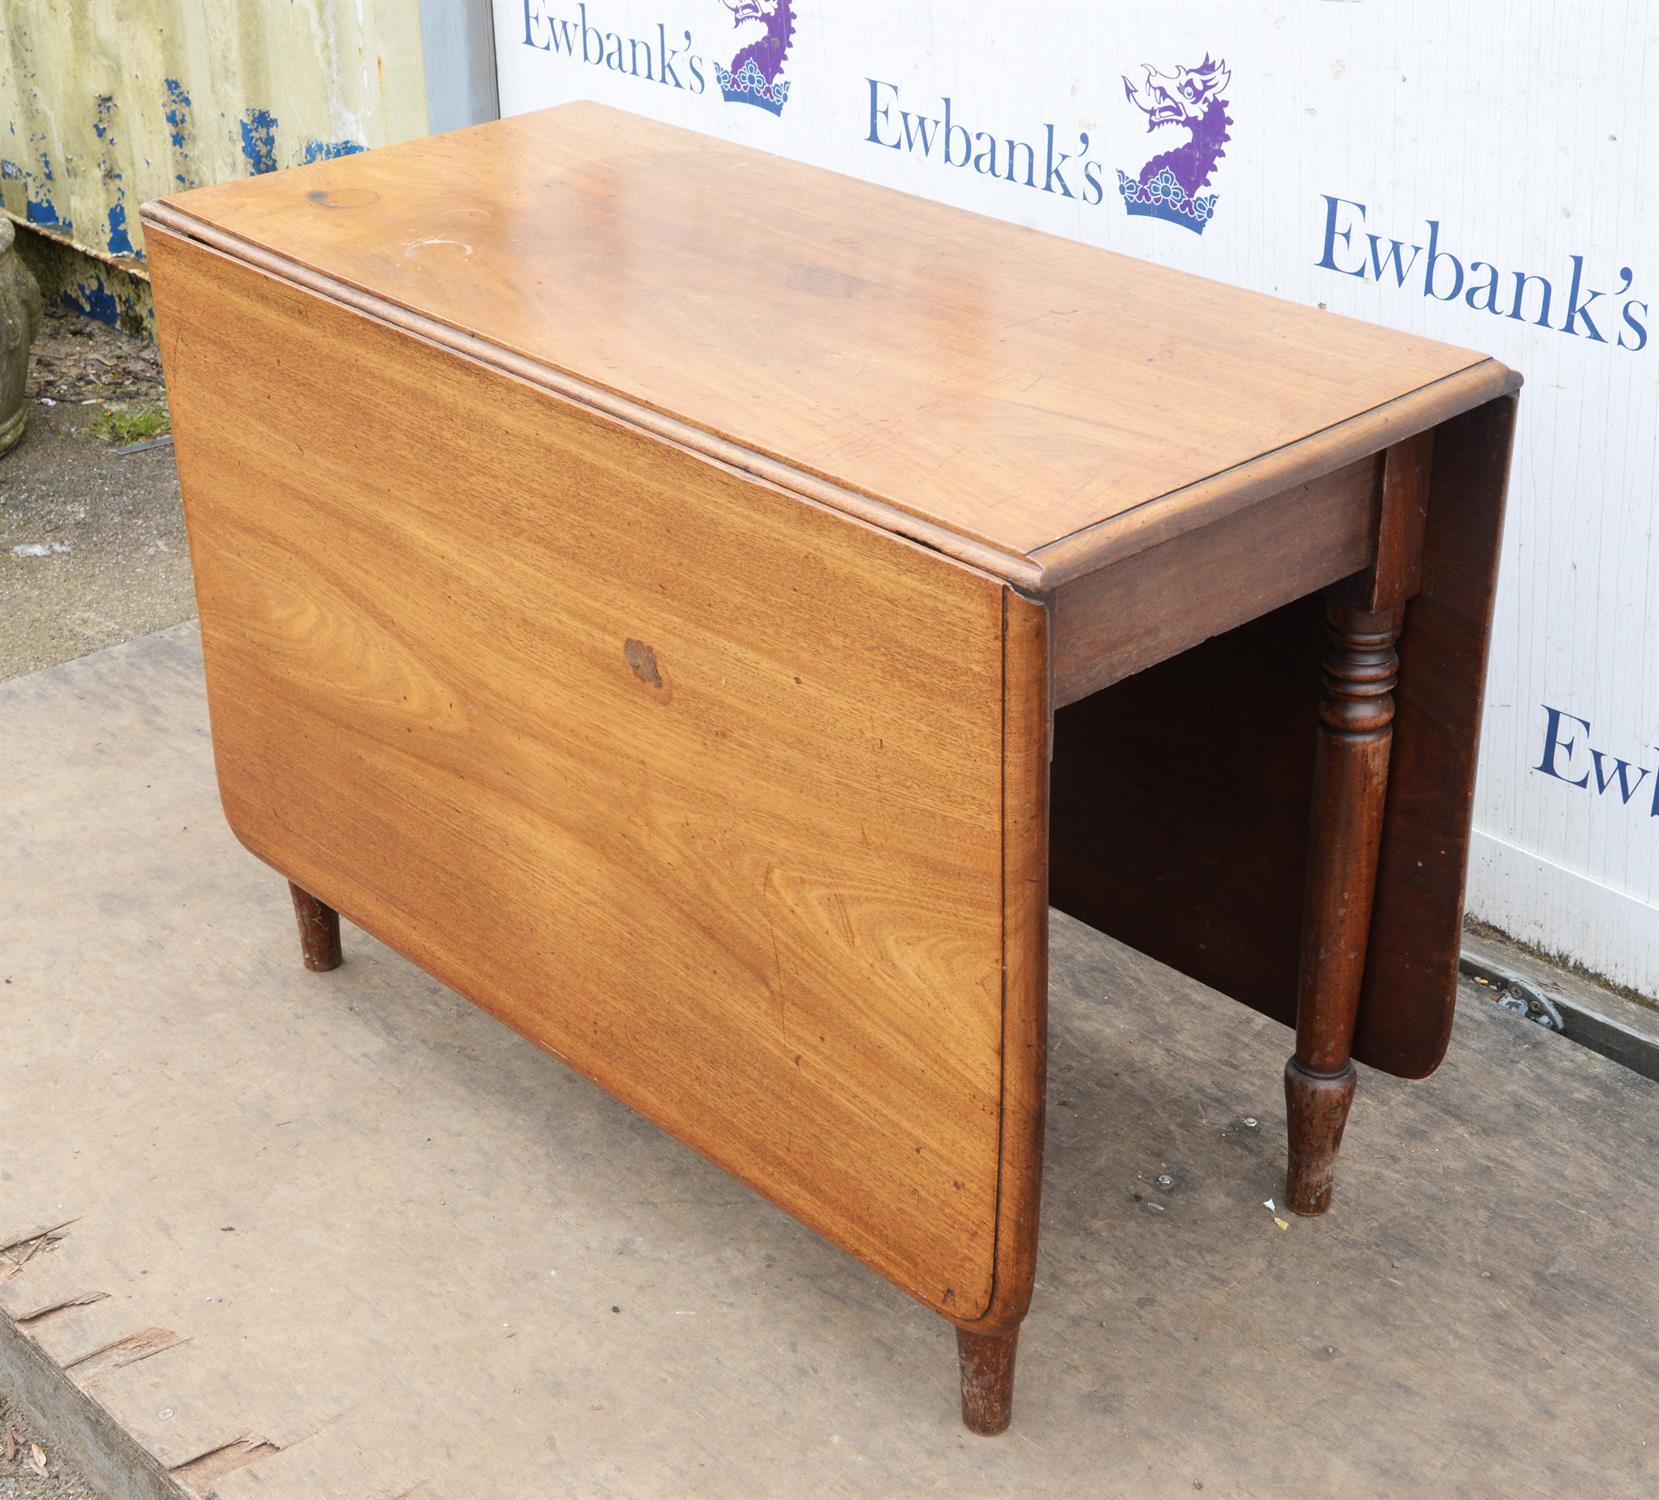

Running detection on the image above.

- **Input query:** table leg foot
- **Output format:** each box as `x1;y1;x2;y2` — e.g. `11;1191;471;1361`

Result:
1285;600;1400;1219
288;881;343;972
955;1325;1019;1436
1284;1056;1357;1215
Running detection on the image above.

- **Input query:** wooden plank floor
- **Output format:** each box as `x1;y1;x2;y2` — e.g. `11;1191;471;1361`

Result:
3;626;1655;1500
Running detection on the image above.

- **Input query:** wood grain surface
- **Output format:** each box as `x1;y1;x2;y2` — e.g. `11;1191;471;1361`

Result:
977;590;1049;1334
1050;455;1379;706
1355;396;1519;1077
1283;600;1404;1215
149;102;1506;576
1049;401;1517;1081
147;225;1050;1323
138;108;1521;1372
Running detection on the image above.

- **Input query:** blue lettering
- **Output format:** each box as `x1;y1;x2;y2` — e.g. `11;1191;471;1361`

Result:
1005;138;1036;188
1423;219;1462;301
1590;749;1652;805
546;9;579;55
1622;297;1650;352
1535;705;1592;788
1043;124;1084;198
901;108;940;156
656;24;681;88
1465;260;1502;314
1560;254;1606;341
1316;196;1369;278
522;0;549;50
942;97;971;167
1367;232;1422;286
1508;271;1554;327
579;3;603;64
865;79;901;149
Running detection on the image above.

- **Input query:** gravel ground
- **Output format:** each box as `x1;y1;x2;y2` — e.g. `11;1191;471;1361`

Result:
0;1400;96;1500
0;308;193;681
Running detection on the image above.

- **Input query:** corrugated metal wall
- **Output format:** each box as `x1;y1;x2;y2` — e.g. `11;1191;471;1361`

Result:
0;0;429;323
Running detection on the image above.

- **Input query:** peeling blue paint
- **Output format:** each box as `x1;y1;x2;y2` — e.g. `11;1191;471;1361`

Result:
25;196;64;228
302;139;365;164
24;147;66;227
239;108;279;175
69;278;120;326
0;159;21;180
107;200;134;256
164;78;191;149
86;97;136;256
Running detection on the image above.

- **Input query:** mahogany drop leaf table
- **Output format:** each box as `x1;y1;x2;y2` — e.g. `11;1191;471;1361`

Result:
142;103;1519;1436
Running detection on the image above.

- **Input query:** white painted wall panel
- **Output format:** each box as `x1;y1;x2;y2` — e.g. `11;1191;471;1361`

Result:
493;0;1659;996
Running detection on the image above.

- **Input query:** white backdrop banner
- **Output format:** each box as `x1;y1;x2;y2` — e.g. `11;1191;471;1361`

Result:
493;0;1659;997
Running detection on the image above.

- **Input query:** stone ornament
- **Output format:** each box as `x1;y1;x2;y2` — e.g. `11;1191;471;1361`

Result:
1;217;45;454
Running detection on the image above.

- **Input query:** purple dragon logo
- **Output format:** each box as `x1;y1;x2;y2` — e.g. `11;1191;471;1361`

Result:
1117;55;1233;234
715;0;794;117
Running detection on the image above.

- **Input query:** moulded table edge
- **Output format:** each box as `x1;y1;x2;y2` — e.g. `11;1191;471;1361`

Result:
142;200;1519;599
140;200;1047;590
1032;360;1522;588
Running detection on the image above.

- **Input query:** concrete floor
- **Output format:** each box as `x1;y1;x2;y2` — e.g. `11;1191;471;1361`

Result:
2;626;1657;1500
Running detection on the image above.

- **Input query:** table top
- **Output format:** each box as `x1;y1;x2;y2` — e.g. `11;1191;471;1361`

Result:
148;103;1513;586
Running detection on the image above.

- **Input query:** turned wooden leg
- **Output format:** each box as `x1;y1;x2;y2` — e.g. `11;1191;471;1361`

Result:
288;882;343;972
1285;601;1402;1216
955;1326;1019;1436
